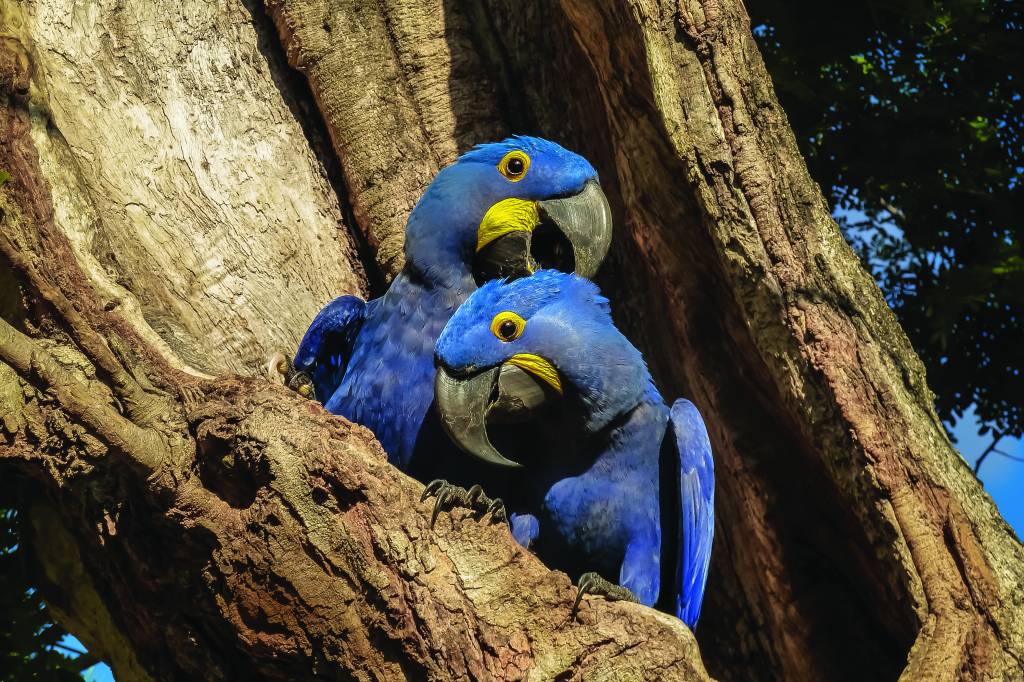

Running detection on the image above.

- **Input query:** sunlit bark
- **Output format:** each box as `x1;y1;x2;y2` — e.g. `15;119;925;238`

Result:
1;0;1020;680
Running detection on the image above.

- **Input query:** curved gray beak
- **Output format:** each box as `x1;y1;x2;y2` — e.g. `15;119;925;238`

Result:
537;179;612;278
474;179;612;282
434;363;554;468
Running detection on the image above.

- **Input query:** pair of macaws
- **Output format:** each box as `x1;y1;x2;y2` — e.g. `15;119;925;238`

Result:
286;137;714;629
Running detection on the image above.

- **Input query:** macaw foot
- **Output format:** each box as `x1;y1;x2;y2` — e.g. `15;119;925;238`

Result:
571;572;640;616
266;352;315;399
420;480;508;528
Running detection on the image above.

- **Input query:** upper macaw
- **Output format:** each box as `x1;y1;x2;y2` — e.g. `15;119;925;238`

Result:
432;271;714;628
290;137;612;472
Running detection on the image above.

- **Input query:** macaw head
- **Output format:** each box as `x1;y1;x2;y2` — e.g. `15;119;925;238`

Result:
433;271;648;467
404;136;612;286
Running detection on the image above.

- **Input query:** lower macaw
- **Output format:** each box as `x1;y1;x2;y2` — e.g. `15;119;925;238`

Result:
431;271;714;628
287;137;612;473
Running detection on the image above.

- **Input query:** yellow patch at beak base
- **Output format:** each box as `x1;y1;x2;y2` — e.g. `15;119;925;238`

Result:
476;198;540;252
507;354;562;394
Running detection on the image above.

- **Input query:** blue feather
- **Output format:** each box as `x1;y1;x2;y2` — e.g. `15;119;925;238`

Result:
295;138;600;471
293;295;366;402
435;271;715;628
668;399;715;628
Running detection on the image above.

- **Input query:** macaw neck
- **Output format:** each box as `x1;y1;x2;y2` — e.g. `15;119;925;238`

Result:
529;381;666;480
402;166;491;294
571;354;655;436
399;249;479;301
596;382;669;460
523;381;667;522
401;250;477;297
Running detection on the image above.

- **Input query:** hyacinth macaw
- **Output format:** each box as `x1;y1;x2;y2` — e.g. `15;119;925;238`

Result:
289;137;612;472
431;271;714;628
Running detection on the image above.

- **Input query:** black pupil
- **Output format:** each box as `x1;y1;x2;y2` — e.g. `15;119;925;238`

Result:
499;320;518;339
506;157;524;175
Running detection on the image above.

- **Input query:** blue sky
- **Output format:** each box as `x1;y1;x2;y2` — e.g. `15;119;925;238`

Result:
56;635;113;682
949;406;1024;537
837;207;1023;535
83;661;114;682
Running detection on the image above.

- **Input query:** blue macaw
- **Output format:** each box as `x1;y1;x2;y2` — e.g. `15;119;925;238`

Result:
290;137;612;472
432;271;714;628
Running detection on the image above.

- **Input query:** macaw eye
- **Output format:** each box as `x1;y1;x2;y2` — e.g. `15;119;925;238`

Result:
498;150;530;182
490;311;526;342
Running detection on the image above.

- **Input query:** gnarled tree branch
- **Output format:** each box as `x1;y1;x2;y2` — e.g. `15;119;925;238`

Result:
0;6;708;678
2;0;1021;679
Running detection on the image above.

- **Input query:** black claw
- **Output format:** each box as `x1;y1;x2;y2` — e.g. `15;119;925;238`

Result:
431;486;458;527
572;573;593;614
571;572;639;617
420;480;510;528
421;479;446;503
486;498;508;525
269;352;317;400
287;371;315;399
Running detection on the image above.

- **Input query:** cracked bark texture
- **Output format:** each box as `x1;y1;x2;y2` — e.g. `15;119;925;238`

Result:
1;0;705;679
2;0;367;376
1;0;1021;681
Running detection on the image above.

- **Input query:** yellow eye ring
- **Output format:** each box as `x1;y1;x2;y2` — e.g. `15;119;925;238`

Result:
498;150;530;182
490;311;526;342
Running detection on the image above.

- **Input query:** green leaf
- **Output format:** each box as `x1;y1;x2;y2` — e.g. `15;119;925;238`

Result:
967;116;993;142
849;53;873;75
747;0;1024;441
992;256;1024;276
0;169;10;188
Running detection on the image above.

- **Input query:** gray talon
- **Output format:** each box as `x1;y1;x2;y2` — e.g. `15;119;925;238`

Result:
572;572;639;616
431;486;458;527
420;479;509;527
268;352;316;400
421;479;446;503
486;498;508;524
287;370;315;399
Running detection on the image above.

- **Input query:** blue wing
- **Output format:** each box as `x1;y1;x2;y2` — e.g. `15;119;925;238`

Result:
667;399;715;629
294;295;366;403
510;512;540;549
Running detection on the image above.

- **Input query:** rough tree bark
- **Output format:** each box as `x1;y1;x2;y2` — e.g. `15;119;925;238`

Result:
1;1;1021;682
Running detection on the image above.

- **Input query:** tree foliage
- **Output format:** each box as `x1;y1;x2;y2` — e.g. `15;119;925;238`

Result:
2;0;1023;679
747;0;1024;440
0;504;98;681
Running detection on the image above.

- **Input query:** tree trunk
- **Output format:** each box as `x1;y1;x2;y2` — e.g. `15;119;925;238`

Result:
1;1;1020;681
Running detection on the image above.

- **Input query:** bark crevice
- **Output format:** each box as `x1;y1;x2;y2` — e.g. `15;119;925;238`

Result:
2;1;1022;680
237;0;381;295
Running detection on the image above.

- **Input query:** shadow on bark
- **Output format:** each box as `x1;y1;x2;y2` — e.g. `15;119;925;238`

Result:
440;2;912;679
2;0;1022;680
